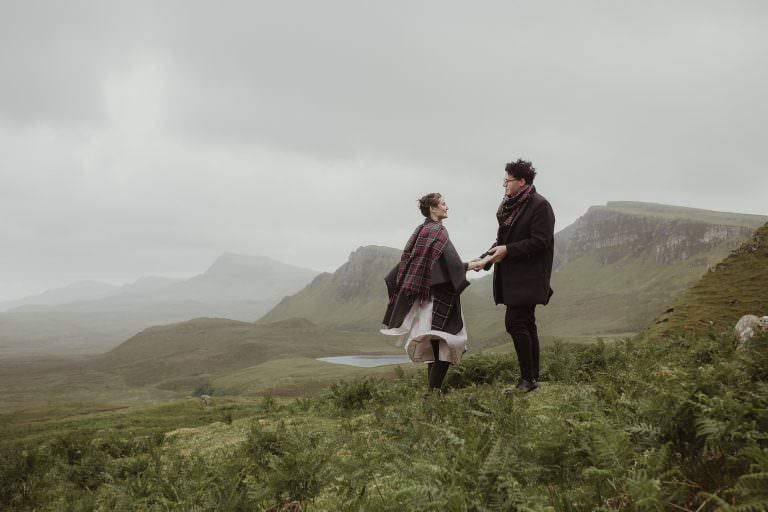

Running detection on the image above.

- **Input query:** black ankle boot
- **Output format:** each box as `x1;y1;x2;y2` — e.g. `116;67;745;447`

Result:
515;378;539;393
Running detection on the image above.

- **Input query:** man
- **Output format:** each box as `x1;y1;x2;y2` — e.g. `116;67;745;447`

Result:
481;159;555;393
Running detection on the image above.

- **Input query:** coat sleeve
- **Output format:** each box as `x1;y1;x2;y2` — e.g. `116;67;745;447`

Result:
480;242;499;271
505;200;555;259
440;240;470;294
384;264;399;298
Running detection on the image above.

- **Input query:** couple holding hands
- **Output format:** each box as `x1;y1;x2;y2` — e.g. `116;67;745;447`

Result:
381;159;555;393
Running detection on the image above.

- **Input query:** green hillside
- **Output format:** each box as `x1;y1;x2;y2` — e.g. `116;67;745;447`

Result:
259;203;766;347
258;245;400;329
458;203;767;345
648;222;768;336
539;241;738;336
88;317;400;392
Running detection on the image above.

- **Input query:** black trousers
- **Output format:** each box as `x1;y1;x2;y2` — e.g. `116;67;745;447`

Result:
426;339;450;390
505;305;540;382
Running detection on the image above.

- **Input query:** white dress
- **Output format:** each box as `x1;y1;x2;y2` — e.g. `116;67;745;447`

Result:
380;299;468;365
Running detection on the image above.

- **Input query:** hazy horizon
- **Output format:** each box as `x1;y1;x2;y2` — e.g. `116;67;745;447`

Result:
2;1;767;301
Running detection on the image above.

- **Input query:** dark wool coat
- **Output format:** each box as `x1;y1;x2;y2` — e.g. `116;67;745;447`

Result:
491;191;555;306
383;238;470;335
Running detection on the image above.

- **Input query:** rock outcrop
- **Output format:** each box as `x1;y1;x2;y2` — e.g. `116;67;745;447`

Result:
735;314;768;346
257;245;400;329
556;202;759;268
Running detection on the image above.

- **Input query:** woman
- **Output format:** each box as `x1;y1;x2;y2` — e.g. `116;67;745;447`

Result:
381;193;488;392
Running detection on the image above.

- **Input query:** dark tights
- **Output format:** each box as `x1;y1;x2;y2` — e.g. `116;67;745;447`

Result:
426;339;450;391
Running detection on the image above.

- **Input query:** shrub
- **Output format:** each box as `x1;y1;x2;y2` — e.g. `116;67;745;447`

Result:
245;422;333;507
0;445;45;509
324;377;382;411
444;353;518;388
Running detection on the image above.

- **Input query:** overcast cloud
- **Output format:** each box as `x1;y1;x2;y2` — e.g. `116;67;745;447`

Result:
2;0;767;300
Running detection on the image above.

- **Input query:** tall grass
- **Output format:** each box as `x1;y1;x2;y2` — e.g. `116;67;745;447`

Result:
2;331;768;511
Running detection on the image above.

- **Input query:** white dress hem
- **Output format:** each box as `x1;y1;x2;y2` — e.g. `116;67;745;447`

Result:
380;299;468;365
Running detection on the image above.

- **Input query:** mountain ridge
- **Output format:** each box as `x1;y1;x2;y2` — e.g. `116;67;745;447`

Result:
0;253;320;354
258;202;768;344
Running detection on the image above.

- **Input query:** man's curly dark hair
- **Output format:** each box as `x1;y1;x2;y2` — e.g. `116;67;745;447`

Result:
505;159;537;185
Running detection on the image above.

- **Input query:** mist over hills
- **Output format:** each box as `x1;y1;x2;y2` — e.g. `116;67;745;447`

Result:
0;253;319;355
127;253;319;303
0;281;122;312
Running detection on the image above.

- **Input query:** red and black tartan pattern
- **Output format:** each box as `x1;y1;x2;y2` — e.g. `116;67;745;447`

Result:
394;221;449;302
497;184;535;227
430;286;457;330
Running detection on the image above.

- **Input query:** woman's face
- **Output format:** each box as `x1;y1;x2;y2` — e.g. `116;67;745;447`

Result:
430;197;449;221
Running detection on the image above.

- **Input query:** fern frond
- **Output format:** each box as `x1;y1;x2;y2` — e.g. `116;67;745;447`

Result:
734;501;768;512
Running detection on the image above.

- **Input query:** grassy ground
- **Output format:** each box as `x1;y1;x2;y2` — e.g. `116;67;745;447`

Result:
0;355;182;411
0;331;635;411
211;357;422;397
3;331;768;511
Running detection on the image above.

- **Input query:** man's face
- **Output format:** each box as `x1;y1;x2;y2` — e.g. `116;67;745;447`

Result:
504;174;525;196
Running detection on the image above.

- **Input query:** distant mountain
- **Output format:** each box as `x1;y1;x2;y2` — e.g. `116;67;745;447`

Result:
648;222;768;336
8;276;185;313
0;253;320;355
0;281;119;312
118;276;184;296
257;245;401;329
145;252;319;302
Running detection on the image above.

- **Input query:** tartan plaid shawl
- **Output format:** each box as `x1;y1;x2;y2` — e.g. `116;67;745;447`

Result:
497;184;535;227
394;220;449;302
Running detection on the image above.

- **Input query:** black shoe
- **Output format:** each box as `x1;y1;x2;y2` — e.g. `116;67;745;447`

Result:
515;378;539;393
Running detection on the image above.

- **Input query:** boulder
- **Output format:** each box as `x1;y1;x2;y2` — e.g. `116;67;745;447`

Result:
734;314;768;347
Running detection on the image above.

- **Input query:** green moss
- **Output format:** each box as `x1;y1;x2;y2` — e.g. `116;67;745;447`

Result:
648;222;768;336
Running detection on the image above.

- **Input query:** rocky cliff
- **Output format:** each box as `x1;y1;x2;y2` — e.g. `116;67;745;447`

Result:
257;246;401;329
557;202;761;268
539;202;766;337
326;245;401;301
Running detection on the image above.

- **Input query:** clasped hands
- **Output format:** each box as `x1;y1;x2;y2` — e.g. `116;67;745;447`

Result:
467;245;508;272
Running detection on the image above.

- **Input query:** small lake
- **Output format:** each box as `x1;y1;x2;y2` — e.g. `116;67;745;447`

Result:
317;355;412;368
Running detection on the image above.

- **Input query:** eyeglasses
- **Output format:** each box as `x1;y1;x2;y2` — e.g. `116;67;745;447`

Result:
503;177;519;184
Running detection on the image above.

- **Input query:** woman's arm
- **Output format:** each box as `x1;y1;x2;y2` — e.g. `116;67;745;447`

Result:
466;258;490;271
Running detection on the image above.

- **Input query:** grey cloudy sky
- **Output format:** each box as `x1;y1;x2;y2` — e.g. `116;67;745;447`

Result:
2;0;767;300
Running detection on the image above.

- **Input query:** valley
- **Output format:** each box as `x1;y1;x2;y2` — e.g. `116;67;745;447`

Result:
1;202;765;413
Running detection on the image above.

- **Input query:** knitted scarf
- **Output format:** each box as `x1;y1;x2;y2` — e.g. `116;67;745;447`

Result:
497;184;535;227
394;220;449;302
